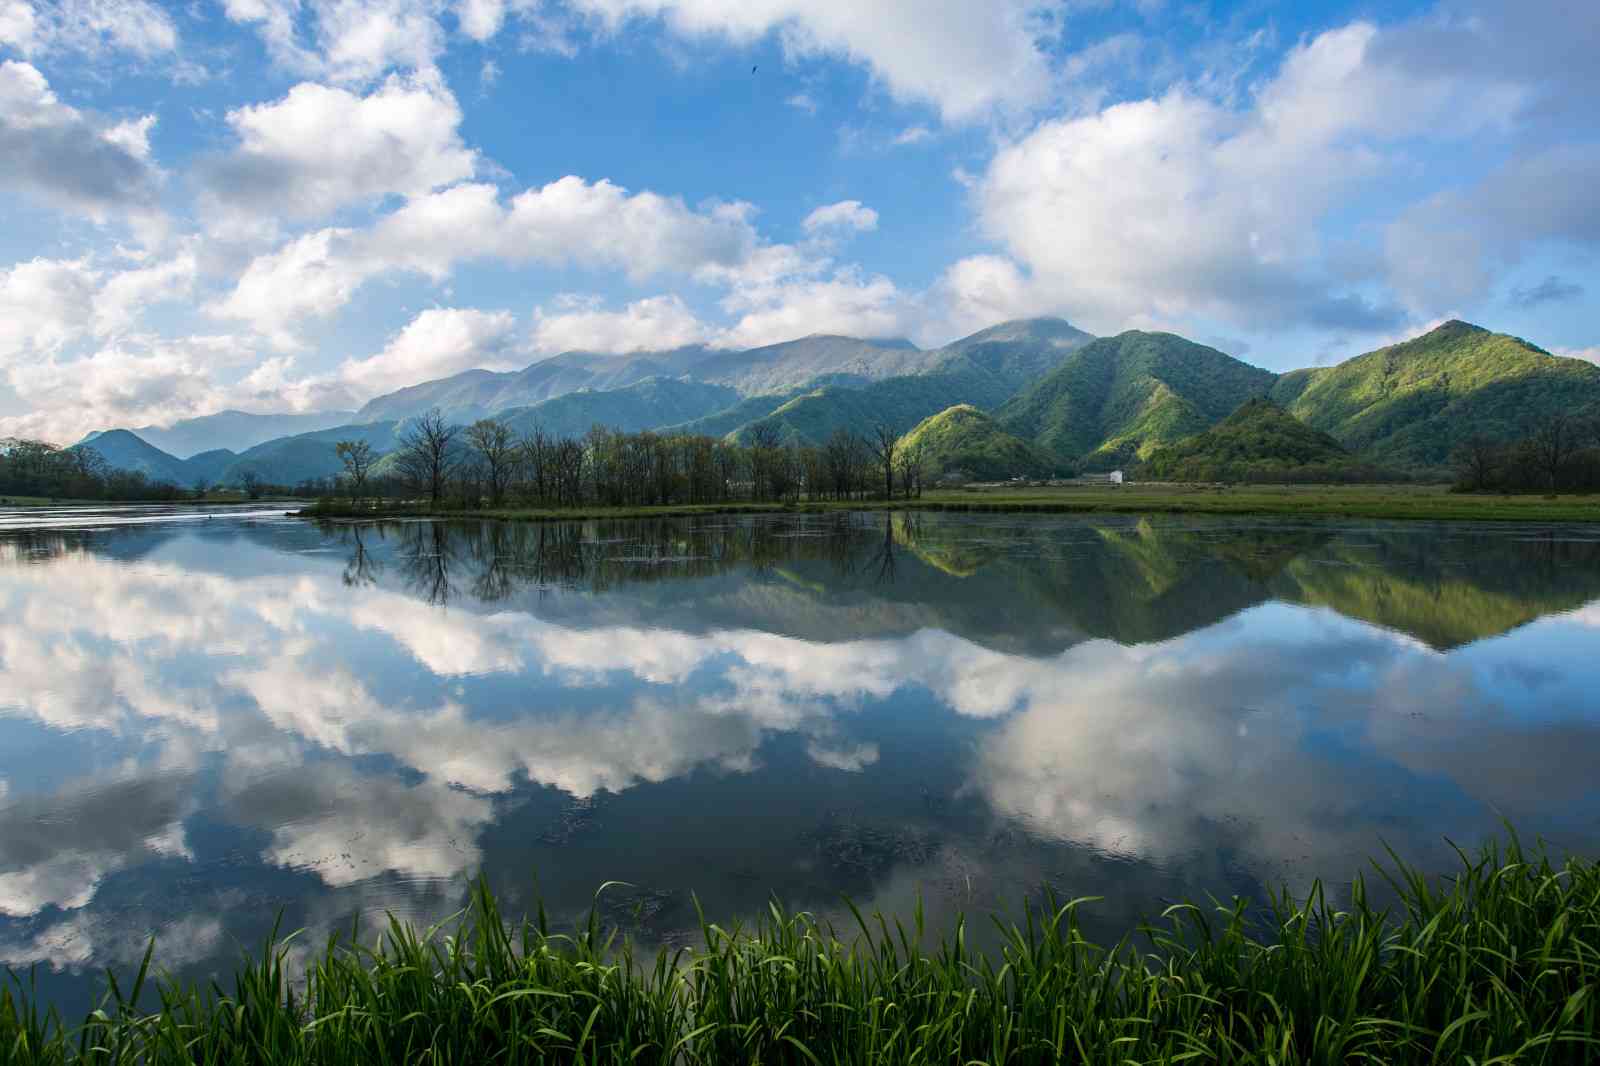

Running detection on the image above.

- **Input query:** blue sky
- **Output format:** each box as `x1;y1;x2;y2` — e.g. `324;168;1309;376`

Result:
0;0;1596;441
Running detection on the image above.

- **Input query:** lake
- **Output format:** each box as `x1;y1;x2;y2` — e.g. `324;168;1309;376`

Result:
3;505;1599;1014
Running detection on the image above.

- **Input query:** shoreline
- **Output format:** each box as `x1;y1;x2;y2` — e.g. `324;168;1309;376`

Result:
297;484;1600;524
3;834;1593;1064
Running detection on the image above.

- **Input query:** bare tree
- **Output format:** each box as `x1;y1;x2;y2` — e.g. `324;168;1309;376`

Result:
335;439;376;501
237;470;264;500
395;408;460;505
1451;435;1501;492
464;419;517;507
1529;413;1574;490
871;422;897;501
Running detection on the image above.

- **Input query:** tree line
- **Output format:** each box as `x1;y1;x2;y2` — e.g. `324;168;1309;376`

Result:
1452;413;1600;493
0;438;192;502
337;409;927;508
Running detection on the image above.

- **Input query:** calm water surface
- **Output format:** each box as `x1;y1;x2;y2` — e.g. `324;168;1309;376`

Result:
2;506;1599;1012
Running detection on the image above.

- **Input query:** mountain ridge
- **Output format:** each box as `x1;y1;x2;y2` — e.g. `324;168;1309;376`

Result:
72;318;1600;489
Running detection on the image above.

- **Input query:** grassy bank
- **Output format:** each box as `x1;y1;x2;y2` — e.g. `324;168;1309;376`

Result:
301;483;1600;523
4;835;1596;1063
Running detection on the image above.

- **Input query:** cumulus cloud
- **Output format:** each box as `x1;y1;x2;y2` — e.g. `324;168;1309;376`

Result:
532;294;709;353
334;307;521;398
0;334;258;443
565;0;1056;122
0;256;97;362
961;12;1571;335
213;177;761;344
223;0;449;84
802;199;878;235
199;73;477;233
717;268;914;348
0;0;179;60
0;60;163;227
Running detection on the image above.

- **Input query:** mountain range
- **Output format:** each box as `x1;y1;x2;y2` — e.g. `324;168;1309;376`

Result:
71;318;1600;489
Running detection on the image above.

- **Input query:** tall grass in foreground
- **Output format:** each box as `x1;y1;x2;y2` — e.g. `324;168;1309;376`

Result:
3;835;1596;1064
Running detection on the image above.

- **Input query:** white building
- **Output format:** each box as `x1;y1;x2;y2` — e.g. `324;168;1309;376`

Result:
1109;470;1125;485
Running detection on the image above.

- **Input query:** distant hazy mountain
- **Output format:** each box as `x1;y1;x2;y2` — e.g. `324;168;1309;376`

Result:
997;331;1278;469
74;430;196;485
1274;321;1600;469
219;422;402;487
899;405;1070;481
83;410;357;458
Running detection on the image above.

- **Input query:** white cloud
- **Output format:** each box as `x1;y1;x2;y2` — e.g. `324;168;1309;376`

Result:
532;294;709;353
0;0;178;60
0;251;198;367
964;17;1547;335
213;177;762;343
0;256;97;362
224;0;449;84
717;268;913;348
785;91;817;114
200;73;478;231
567;0;1057;122
0;335;260;443
892;124;932;145
334;307;521;398
0;60;163;227
802;199;878;235
1556;346;1600;365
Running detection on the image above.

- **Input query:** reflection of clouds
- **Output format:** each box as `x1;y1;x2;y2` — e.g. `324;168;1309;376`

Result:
0;770;194;917
969;605;1600;884
221;759;491;888
0;912;222;974
3;542;1600;914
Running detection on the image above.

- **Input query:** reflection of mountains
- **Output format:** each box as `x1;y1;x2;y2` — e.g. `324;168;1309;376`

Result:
325;514;1600;650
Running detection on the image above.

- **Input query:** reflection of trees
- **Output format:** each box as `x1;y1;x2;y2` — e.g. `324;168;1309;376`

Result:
316;514;1600;646
339;525;382;589
870;515;897;585
397;523;458;606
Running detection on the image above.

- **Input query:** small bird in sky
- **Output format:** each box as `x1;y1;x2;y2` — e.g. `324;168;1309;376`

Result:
752;65;757;74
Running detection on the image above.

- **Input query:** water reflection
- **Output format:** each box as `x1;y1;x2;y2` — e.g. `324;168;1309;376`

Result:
0;510;1598;1015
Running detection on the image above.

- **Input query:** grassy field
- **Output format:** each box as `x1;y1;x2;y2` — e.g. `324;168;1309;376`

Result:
301;483;1600;523
2;834;1595;1064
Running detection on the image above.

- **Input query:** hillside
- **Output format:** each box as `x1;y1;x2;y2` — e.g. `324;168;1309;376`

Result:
1276;321;1600;469
898;405;1071;481
1141;398;1356;481
73;430;194;485
998;331;1276;468
220;422;401;487
355;348;711;423
497;378;739;439
732;368;1019;447
931;317;1093;390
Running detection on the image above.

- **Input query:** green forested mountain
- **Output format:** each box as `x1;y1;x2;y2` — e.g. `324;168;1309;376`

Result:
898;405;1072;481
1141;398;1356;481
997;331;1277;469
732;368;1018;446
73;318;1600;489
498;378;738;439
1272;321;1600;469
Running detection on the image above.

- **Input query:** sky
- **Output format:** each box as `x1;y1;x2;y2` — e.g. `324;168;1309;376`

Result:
0;0;1597;443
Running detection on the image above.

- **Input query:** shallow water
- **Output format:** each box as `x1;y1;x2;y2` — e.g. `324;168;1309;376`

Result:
2;507;1599;1013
